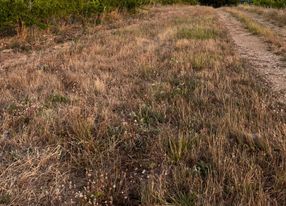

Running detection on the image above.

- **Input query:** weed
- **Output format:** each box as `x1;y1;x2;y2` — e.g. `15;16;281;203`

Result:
163;132;194;163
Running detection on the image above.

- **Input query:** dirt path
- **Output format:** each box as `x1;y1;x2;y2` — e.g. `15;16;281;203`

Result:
218;10;286;103
239;9;286;40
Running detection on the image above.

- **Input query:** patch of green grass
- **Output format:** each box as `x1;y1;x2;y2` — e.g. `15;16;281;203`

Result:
134;104;165;128
177;26;220;40
191;52;220;71
46;93;70;106
0;193;11;204
169;75;199;100
6;103;20;114
163;132;195;163
170;192;196;206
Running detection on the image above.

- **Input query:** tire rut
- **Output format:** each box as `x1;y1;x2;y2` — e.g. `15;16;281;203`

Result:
218;10;286;103
239;9;286;40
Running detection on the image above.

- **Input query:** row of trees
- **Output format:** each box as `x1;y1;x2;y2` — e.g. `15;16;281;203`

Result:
200;0;239;7
0;0;238;35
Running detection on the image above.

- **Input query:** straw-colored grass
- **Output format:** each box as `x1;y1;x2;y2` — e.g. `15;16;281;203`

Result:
0;5;285;205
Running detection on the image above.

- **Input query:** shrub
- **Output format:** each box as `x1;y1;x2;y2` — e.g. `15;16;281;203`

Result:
0;0;199;34
160;0;198;5
199;0;240;7
2;0;246;34
253;0;286;8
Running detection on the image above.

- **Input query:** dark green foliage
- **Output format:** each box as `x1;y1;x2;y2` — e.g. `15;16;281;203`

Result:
160;0;198;4
0;0;198;34
0;0;147;33
199;0;240;7
253;0;286;8
0;0;247;35
3;0;283;37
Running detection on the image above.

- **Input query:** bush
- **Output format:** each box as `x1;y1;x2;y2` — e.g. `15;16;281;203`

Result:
160;0;198;5
1;0;244;34
0;0;131;33
253;0;286;8
199;0;240;7
0;0;201;33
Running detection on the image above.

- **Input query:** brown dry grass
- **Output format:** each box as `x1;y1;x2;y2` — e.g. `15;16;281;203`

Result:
0;5;286;206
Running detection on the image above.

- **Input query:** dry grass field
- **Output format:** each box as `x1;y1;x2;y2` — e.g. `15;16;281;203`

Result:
0;5;286;206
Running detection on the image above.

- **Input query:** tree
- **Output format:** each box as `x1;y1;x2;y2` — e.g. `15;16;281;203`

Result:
199;0;239;7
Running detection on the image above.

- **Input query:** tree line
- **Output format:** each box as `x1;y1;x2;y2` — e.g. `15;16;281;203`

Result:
0;0;195;34
2;0;266;36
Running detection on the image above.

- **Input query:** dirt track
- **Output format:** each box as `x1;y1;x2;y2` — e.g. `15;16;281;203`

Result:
218;10;286;103
239;8;286;39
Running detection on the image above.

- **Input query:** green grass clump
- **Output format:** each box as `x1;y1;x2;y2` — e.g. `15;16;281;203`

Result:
46;93;70;106
163;132;195;163
177;26;220;40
